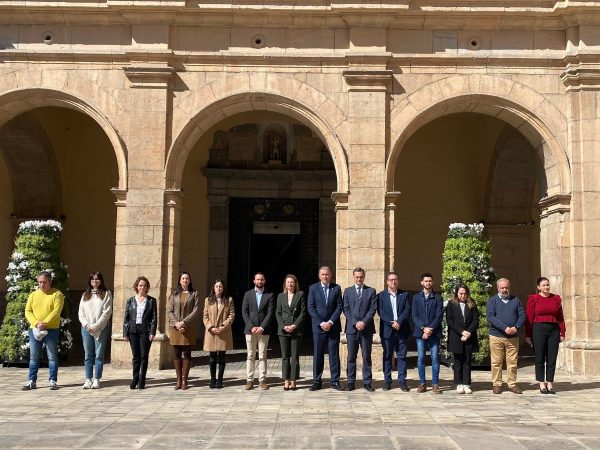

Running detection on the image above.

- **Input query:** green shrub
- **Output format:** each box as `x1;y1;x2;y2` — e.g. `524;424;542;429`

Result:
0;220;71;361
441;223;496;364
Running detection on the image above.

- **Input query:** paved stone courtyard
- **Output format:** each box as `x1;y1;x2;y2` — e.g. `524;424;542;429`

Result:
1;351;599;449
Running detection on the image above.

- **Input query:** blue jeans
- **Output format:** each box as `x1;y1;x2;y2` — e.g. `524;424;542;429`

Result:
416;335;440;385
28;328;59;382
81;325;110;380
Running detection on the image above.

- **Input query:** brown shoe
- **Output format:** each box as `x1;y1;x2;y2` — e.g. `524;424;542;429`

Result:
509;385;523;394
431;384;442;394
492;386;502;394
245;382;254;390
259;381;269;390
417;384;427;393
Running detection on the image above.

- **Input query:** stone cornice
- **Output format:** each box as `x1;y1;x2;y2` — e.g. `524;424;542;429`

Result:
111;188;127;207
538;193;571;218
561;60;600;91
331;191;348;211
123;65;175;88
343;69;393;92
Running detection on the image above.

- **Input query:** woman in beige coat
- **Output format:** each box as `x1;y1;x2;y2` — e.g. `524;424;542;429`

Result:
166;272;201;390
203;279;235;388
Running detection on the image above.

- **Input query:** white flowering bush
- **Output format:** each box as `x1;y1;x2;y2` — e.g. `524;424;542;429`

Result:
441;223;496;363
0;220;71;361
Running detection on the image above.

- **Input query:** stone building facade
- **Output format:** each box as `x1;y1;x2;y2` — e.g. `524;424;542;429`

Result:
0;1;599;374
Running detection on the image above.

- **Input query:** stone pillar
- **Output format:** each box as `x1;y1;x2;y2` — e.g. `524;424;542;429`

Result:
206;194;229;284
560;61;600;375
385;192;401;273
337;69;392;373
110;64;175;369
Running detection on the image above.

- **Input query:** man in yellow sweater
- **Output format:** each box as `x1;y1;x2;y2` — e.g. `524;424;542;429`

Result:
22;271;64;390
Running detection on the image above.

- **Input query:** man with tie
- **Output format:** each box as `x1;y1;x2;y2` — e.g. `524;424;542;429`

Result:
307;266;343;391
378;271;411;391
412;272;444;394
343;267;377;392
241;272;275;390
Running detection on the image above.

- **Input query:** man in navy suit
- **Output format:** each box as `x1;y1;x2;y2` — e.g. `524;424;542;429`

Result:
412;272;444;394
378;271;411;392
307;266;343;391
343;267;377;392
241;272;275;390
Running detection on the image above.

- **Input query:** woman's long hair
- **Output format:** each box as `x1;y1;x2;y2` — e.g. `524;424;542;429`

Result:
174;272;196;294
208;279;228;305
83;271;108;301
451;284;476;309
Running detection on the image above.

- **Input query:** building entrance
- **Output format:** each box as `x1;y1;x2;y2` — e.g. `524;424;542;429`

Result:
227;198;319;344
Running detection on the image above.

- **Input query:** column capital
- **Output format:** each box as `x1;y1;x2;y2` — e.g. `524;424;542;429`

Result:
538;193;571;218
385;191;402;209
331;191;349;211
561;60;600;91
111;188;127;207
164;188;185;210
123;65;175;89
343;69;394;92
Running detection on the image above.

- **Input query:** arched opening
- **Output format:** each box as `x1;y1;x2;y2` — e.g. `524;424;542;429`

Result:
178;109;338;345
0;105;119;360
392;112;545;301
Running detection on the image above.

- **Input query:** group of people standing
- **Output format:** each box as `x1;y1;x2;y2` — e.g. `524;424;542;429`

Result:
20;268;565;395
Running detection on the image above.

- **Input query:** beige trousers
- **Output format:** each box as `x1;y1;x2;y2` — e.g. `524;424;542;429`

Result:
246;334;269;382
489;335;520;387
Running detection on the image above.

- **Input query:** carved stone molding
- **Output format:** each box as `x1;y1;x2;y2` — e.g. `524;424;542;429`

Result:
565;339;600;350
111;188;127;207
122;66;175;89
561;61;600;91
164;188;184;210
385;191;402;210
538;194;572;218
331;191;349;211
343;69;394;92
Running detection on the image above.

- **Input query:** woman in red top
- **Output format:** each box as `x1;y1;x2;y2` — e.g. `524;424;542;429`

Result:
525;277;566;394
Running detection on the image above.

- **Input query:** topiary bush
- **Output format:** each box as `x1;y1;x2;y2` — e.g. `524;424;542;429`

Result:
0;220;71;362
441;223;496;364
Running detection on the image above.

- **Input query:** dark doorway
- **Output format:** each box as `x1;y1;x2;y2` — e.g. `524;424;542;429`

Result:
228;198;319;346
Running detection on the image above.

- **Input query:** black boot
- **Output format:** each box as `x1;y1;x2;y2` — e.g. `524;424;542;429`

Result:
217;361;225;389
209;359;217;389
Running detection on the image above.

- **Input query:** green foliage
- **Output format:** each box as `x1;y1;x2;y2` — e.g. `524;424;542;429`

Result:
441;223;496;364
0;220;71;361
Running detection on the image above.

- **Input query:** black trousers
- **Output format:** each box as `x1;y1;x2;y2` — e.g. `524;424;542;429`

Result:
532;322;561;382
279;335;302;380
346;331;373;384
452;350;473;386
129;329;152;387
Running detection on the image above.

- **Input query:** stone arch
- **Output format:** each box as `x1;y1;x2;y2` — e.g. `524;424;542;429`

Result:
387;75;571;198
0;88;128;190
167;85;348;192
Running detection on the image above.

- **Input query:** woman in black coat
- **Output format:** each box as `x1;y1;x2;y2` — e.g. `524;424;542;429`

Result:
123;276;158;389
446;284;479;394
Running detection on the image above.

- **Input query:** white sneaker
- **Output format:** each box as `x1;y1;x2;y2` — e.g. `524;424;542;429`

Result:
456;384;465;394
49;380;59;390
21;380;37;391
463;385;472;394
83;379;92;389
91;379;100;389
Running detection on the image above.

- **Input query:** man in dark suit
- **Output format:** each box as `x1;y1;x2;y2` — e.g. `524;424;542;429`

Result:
241;272;274;390
412;272;444;394
343;267;377;392
378;271;411;392
307;266;343;391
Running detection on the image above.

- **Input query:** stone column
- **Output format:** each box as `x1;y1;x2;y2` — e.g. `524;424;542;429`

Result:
206;194;229;284
337;69;392;372
110;64;175;369
385;192;401;273
560;60;600;375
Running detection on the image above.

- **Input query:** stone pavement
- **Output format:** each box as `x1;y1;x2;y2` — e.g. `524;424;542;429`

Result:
1;351;599;449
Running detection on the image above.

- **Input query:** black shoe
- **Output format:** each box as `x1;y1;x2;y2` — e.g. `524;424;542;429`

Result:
383;382;391;391
309;383;322;391
216;380;224;389
330;383;343;391
548;389;556;394
399;383;410;392
363;384;375;392
210;379;216;389
540;387;549;394
130;381;138;390
345;383;355;391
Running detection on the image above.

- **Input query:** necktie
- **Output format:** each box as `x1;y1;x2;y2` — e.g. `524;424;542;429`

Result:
323;286;328;306
357;286;362;299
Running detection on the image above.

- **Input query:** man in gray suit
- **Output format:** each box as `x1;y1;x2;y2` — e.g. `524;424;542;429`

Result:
241;272;275;390
343;267;377;392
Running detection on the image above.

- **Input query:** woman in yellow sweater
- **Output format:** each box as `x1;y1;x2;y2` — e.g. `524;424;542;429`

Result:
22;271;64;391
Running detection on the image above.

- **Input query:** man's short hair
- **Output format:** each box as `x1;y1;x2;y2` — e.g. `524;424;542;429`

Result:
420;272;433;280
353;267;365;275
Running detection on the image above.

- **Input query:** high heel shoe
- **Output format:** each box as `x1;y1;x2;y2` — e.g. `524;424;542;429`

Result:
290;381;297;391
283;381;290;391
539;387;548;394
